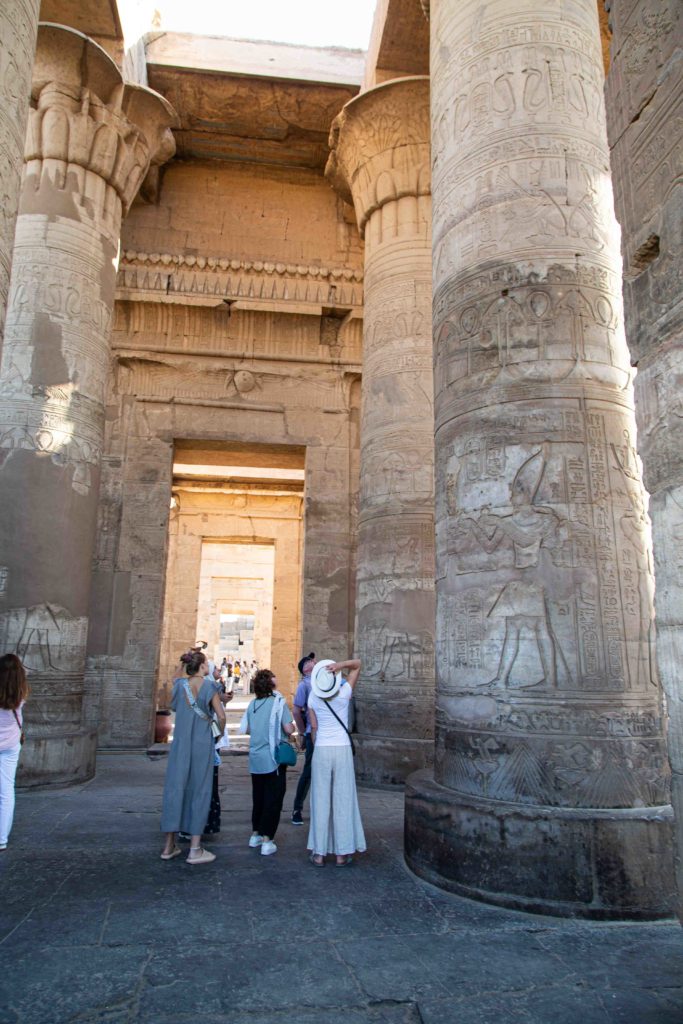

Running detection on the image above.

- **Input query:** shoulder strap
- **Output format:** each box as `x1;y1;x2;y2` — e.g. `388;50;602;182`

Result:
321;697;355;755
182;680;211;722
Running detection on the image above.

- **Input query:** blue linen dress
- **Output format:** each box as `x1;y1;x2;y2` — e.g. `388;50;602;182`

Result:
160;677;220;835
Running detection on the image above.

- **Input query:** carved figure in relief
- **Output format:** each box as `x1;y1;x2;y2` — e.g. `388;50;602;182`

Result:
456;449;569;689
619;488;657;690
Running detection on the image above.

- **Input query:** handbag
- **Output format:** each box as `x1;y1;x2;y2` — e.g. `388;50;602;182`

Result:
321;698;356;757
275;740;297;766
12;708;25;746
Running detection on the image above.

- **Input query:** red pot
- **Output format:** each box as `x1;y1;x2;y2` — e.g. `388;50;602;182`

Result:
155;710;172;744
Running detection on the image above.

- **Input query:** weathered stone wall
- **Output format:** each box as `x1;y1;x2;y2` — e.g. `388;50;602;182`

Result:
605;0;683;920
85;155;363;745
159;490;302;708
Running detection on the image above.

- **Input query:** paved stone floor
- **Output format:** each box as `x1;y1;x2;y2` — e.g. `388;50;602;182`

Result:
0;753;681;1024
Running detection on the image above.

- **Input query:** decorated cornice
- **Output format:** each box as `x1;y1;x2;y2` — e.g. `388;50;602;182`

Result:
117;250;364;313
326;76;430;238
24;24;177;234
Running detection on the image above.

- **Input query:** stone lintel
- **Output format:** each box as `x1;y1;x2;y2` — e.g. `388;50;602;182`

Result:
116;250;364;314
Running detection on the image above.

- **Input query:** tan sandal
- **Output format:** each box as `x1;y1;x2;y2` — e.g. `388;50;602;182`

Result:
160;846;182;860
186;847;216;865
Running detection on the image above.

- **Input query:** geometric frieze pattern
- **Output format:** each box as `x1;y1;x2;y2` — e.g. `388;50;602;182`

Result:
117;250;364;313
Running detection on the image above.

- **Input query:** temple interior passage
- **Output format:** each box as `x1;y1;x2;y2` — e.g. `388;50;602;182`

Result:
0;0;681;929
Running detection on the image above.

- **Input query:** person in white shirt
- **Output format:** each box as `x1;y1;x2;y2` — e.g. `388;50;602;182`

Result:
307;657;365;866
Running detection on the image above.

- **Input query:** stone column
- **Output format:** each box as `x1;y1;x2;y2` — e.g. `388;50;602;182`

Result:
0;24;176;786
605;0;683;920
327;77;435;785
405;0;675;917
0;0;41;342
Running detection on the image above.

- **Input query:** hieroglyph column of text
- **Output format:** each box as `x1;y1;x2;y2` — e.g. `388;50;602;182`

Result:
606;0;683;920
0;24;176;785
327;77;435;785
0;0;41;342
405;0;674;917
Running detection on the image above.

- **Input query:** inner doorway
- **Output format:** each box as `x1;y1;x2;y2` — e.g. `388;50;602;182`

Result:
157;440;305;706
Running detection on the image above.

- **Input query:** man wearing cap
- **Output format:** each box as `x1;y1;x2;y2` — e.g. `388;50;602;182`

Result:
290;652;316;826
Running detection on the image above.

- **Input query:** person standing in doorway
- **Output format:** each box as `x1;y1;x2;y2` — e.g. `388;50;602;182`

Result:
233;659;242;691
240;668;295;856
0;654;28;852
291;652;316;826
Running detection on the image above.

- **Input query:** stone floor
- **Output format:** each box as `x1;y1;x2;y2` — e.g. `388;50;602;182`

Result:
0;752;681;1024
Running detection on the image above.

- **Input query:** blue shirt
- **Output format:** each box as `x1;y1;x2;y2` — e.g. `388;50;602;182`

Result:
293;674;312;734
246;696;292;773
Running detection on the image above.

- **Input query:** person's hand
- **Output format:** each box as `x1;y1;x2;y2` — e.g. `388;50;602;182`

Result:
327;662;344;674
224;691;234;703
297;736;306;752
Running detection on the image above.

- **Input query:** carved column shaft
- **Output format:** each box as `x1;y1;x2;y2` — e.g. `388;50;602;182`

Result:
0;25;176;786
0;0;41;342
405;0;674;917
606;0;683;920
327;77;436;785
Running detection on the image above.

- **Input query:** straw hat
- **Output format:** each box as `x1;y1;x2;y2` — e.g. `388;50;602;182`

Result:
310;659;343;700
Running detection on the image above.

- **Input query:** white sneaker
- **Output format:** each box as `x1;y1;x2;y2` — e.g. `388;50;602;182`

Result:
261;840;277;856
249;834;264;848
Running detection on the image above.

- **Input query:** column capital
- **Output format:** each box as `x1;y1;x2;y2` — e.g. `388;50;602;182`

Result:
25;23;178;220
326;76;430;238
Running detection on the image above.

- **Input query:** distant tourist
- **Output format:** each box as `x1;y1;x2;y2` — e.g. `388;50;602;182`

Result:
0;654;28;852
160;649;226;865
291;652;316;826
233;660;242;690
307;658;365;867
239;668;295;856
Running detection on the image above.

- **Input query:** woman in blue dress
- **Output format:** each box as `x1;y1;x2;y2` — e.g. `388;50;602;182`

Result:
160;650;226;865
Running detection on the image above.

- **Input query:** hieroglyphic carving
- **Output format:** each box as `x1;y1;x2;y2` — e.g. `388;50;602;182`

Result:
0;0;40;340
428;0;670;812
0;26;176;778
326;78;435;777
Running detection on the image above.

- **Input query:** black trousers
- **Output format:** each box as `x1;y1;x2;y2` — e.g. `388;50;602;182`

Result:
293;734;314;813
251;767;287;840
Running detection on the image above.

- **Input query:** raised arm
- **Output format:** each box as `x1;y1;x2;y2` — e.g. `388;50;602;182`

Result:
328;658;361;690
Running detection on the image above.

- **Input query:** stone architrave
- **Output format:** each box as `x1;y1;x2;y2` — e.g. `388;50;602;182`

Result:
0;24;176;786
605;0;683;920
327;77;435;785
0;0;41;343
405;0;675;917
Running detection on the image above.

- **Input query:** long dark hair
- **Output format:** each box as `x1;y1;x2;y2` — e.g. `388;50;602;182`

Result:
0;653;29;710
253;669;275;699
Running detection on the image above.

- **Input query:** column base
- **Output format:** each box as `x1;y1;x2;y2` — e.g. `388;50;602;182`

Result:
17;727;97;788
355;735;434;788
405;770;676;920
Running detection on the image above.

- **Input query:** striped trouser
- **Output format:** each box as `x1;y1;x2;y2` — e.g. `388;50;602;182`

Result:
307;744;367;856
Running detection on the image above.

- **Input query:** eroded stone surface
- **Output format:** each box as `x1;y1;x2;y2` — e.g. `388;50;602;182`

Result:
0;24;176;785
327;77;435;785
405;0;674;916
606;0;683;921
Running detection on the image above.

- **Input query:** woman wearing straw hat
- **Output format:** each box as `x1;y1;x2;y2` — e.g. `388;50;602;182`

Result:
307;658;365;866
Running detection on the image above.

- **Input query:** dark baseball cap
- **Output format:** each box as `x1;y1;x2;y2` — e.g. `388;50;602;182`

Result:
297;652;315;675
